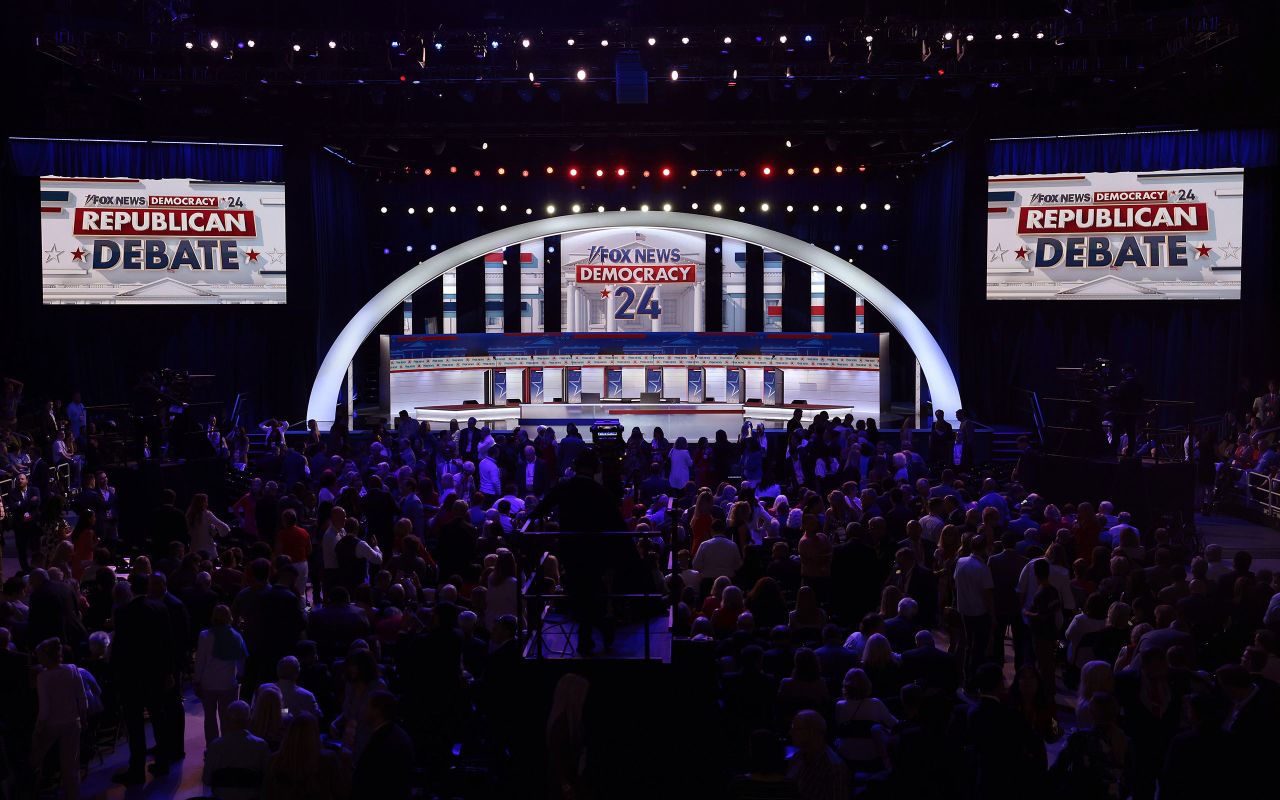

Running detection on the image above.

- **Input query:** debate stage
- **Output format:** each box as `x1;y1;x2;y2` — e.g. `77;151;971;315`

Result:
412;401;871;439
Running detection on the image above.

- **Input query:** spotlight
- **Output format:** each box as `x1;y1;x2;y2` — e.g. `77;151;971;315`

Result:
944;31;954;41
689;169;698;177
600;39;609;47
597;205;605;212
619;206;627;211
292;43;301;52
406;245;413;252
779;35;788;44
430;244;437;251
328;40;337;49
185;41;194;50
804;34;813;43
661;167;671;177
499;205;507;211
786;168;795;175
449;166;457;173
476;205;484;212
641;204;650;212
497;167;505;175
835;165;844;173
473;170;481;177
407;207;415;215
426;207;434;214
567;38;575;46
616;167;626;177
760;202;770;211
812;204;820;212
786;205;794;212
836;205;843;212
383;248;390;255
390;40;399;48
762;166;772;176
663;203;672;211
379;206;387;213
1011;32;1021;39
525;208;533;215
681;36;690;45
691;202;699;210
576;68;587;81
572;204;581;212
1036;31;1045;39
737;206;746;213
859;202;867;210
648;37;657;46
812;166;820;174
569;167;579;177
481;142;489;150
521;38;531;48
209;39;220;49
596;168;605;177
723;36;732;45
865;35;874;43
883;203;891;210
713;203;723;212
449;206;456;213
528;71;536;82
490;40;500;49
857;244;865;251
995;34;1003;40
546;166;555;174
670;69;679;81
881;244;889;251
966;34;975;41
546;204;556;214
434;42;443;51
834;245;841;252
247;39;255;48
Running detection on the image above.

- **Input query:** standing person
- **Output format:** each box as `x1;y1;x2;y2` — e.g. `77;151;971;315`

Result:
928;409;955;468
194;605;247;747
953;534;995;684
111;583;174;785
1024;558;1063;689
350;692;415;800
669;437;693;489
989;531;1031;669
531;451;628;655
148;573;190;771
274;509;312;603
186;492;230;558
29;638;87;800
320;505;347;599
7;473;41;571
148;489;189;560
479;446;502;506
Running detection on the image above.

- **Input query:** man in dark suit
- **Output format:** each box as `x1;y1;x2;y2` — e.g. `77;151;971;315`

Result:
517;445;553;497
148;573;190;771
457;417;481;462
890;548;938;629
147;489;188;559
26;568;87;648
306;586;371;659
813;624;858;689
949;663;1042;799
351;691;414;800
6;473;40;571
901;630;960;695
830;526;881;624
111;583;176;784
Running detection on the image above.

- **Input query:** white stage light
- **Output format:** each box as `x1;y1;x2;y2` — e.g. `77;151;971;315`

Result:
567;38;575;46
865;35;873;43
209;39;220;50
407;207;415;215
576;69;587;81
648;37;657;46
597;205;605;212
521;38;531;48
691;203;699;210
379;206;387;214
663;203;672;211
246;40;255;48
572;204;581;212
328;41;337;49
292;43;301;52
883;203;891;210
546;205;556;214
499;205;507;212
449;206;456;213
670;70;679;81
944;32;954;41
786;205;794;212
641;204;650;212
859;202;867;210
723;36;732;44
185;42;194;50
476;205;484;212
528;72;536;82
779;35;788;44
426;206;434;214
681;36;690;45
812;204;820;211
600;39;609;47
760;203;770;211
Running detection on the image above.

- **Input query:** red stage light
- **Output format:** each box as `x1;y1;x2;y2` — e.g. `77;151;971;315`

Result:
616;167;626;177
936;68;945;76
596;168;605;177
569;167;579;177
661;167;671;177
762;166;772;176
521;169;530;177
738;170;747;177
423;168;431;176
643;170;650;178
473;169;481;177
715;169;723;177
858;164;867;172
450;166;458;173
399;75;406;82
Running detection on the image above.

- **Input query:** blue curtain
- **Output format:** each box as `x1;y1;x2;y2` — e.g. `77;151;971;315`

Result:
6;138;283;181
989;128;1277;174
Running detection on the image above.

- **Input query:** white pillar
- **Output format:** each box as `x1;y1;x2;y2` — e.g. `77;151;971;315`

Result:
606;287;618;332
692;283;705;331
568;286;578;332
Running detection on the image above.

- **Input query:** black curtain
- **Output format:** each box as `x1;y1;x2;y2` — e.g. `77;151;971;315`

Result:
543;236;561;332
780;256;810;331
704;235;723;331
744;244;764;333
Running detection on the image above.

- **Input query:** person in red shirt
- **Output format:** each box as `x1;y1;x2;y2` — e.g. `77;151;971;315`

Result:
274;508;312;604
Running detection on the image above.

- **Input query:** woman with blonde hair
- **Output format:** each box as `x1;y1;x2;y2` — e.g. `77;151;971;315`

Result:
1075;660;1115;728
249;683;286;749
261;712;345;799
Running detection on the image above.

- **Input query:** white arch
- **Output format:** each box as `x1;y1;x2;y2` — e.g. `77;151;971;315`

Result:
306;212;960;426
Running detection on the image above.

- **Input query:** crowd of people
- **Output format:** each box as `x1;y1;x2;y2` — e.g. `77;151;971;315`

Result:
0;388;1278;799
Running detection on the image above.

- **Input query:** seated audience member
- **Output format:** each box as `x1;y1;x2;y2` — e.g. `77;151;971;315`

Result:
202;700;270;800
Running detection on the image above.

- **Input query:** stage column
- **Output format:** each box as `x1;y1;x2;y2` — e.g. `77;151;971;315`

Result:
606;289;618;331
692;283;705;331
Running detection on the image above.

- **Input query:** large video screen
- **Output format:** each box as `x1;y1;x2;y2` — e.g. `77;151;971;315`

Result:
986;169;1242;300
40;176;286;304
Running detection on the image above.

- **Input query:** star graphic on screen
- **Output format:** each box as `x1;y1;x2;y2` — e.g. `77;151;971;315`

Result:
599;288;611;299
1218;241;1241;260
44;244;64;263
1013;246;1028;260
988;243;1008;262
244;249;261;263
1194;243;1213;259
266;249;286;265
71;248;86;261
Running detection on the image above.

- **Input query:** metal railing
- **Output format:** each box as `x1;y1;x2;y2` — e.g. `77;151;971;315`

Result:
516;529;669;661
1241;470;1280;520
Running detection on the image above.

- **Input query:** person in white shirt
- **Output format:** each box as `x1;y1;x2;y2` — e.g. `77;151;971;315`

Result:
692;524;742;580
321;506;347;595
202;700;270;800
1016;549;1078;615
953;534;995;679
834;668;898;767
194;605;248;745
275;656;321;720
668;437;693;488
478;451;502;499
31;637;88;800
1203;544;1230;582
187;492;231;557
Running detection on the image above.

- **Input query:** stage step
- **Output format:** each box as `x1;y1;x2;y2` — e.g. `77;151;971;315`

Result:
989;429;1035;462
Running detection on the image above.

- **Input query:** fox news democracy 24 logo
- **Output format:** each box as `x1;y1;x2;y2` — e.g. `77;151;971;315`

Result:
571;233;697;319
39;176;287;305
985;169;1243;300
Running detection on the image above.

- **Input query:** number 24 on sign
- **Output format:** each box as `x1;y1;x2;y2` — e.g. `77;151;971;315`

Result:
613;285;661;319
